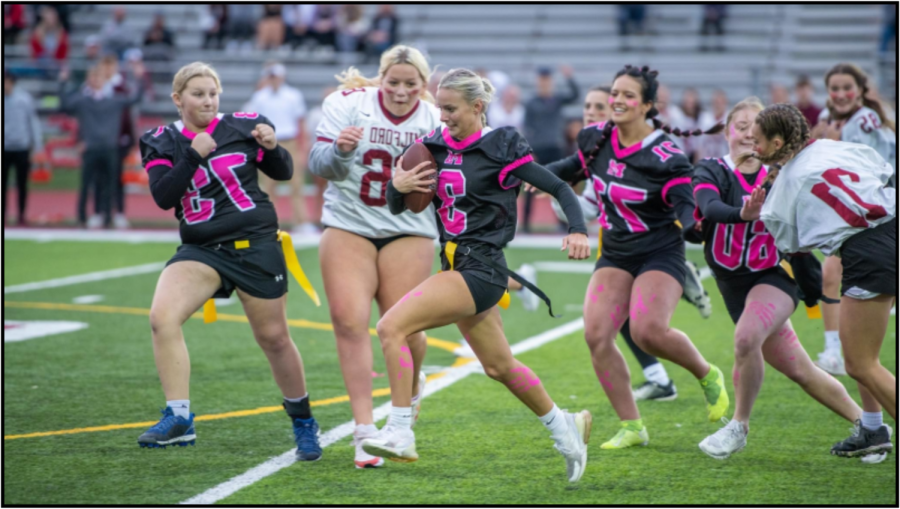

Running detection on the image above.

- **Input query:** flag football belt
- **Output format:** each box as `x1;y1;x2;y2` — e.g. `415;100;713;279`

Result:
201;231;321;323
445;241;560;318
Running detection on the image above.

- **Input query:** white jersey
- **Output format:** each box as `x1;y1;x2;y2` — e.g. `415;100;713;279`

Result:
760;139;895;256
819;106;896;172
311;87;442;239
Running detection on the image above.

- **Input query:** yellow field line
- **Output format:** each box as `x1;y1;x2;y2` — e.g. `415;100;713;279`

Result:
3;301;457;352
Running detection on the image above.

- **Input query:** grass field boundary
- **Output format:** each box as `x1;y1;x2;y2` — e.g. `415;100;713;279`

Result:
4;262;167;294
180;318;586;505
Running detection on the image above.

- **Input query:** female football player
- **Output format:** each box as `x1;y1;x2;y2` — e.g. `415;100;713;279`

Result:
138;62;322;460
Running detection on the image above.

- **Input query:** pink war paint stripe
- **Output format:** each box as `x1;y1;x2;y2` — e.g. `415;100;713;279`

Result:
498;154;534;189
661;177;692;206
692;183;720;196
145;159;173;171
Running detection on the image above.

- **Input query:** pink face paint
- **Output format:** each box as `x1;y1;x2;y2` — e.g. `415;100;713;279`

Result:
607;96;616;105
747;302;775;329
397;346;414;380
596;285;604;293
595;369;614;391
626;100;639;108
590;294;598;303
732;369;740;387
630;288;649;321
610;305;624;330
729;124;738;139
509;366;541;393
372;371;384;378
845;91;856;100
414;291;423;297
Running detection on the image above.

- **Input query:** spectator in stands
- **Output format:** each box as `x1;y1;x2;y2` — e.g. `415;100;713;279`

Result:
794;75;822;128
3;70;42;225
4;4;26;44
697;89;729;160
201;4;228;50
142;11;175;61
427;69;445;99
337;4;368;53
768;82;790;105
618;4;646;35
677;87;703;161
282;4;315;50
59;64;146;229
880;4;896;61
99;6;136;60
243;62;314;235
699;4;727;52
308;5;338;51
487;69;511;95
365;5;399;61
488;84;524;132
226;4;259;52
256;4;285;51
655;84;687;151
522;64;579;232
30;6;69;65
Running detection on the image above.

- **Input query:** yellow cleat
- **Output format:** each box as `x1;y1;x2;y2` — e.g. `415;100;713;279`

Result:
701;364;730;422
600;426;649;450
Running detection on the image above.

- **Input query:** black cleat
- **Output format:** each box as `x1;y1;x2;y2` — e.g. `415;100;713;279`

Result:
831;420;893;458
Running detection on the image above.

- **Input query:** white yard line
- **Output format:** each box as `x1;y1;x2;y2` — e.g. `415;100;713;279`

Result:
4;262;167;295
181;318;586;505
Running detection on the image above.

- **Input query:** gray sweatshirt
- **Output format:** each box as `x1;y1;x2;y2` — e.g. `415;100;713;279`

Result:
4;87;43;152
59;80;143;150
523;77;579;151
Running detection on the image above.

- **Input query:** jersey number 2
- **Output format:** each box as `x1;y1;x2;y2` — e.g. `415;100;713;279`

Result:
810;168;887;228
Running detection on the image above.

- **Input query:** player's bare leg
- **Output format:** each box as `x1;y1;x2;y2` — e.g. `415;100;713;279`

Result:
840;295;896;421
508;277;523;291
818;255;845;375
148;261;221;400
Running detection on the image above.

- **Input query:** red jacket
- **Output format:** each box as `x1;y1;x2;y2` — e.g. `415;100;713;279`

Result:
31;29;69;61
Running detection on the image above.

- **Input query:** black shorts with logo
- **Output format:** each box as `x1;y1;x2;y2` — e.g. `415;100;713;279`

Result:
840;218;897;297
595;242;687;288
167;234;288;300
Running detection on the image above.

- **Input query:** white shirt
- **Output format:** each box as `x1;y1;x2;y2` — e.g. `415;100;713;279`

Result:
243;85;307;141
488;103;525;132
760;139;895;256
819;106;896;175
309;87;442;239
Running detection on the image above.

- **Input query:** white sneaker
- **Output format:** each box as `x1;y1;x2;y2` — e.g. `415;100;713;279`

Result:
554;410;592;482
352;425;385;469
411;371;426;428
361;424;418;463
699;418;747;459
861;424;893;464
816;349;847;376
516;264;540;312
113;213;130;230
86;214;104;230
682;260;712;319
454;339;476;358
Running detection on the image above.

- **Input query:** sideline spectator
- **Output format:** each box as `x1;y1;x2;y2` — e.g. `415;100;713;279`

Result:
243;62;314;234
522;64;578;232
699;4;727;52
678;87;703;161
308;5;338;51
4;70;43;225
256;4;284;50
655;84;687;151
794;75;822;128
365;5;398;61
201;5;228;50
697;89;729;161
226;4;259;52
143;11;175;61
488;84;524;132
768;82;790;105
4;4;26;43
337;4;368;53
30;6;69;65
99;6;136;60
618;4;646;35
283;4;315;50
59;64;145;229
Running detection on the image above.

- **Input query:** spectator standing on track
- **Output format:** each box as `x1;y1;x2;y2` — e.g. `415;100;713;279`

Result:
59;65;145;229
243;62;314;235
794;75;822;129
3;70;43;225
522;65;579;232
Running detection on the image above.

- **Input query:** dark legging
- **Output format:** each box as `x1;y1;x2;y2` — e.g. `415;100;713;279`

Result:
2;149;30;222
621;319;660;369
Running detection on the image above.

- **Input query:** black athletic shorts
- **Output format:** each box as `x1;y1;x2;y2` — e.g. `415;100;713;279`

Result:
440;243;508;314
595;242;686;288
322;226;415;251
167;234;288;300
715;267;799;324
840;218;897;297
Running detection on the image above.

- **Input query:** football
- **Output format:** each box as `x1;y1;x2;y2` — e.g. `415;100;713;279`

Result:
401;143;438;213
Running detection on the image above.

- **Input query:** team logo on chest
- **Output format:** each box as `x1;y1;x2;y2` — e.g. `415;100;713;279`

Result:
607;160;626;178
444;151;463;166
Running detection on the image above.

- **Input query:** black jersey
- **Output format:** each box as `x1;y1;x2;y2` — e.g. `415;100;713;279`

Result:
140;113;280;246
416;126;532;249
573;122;695;259
693;156;781;280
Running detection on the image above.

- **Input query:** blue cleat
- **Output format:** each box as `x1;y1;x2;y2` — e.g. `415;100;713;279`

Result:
138;407;196;448
292;417;322;461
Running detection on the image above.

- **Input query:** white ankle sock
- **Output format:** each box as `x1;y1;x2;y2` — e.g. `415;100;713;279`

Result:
167;400;190;419
389;406;412;429
539;404;568;441
861;411;884;431
643;363;670;386
824;331;842;353
355;423;377;437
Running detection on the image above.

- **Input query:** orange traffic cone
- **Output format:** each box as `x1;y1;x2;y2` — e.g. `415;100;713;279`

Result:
30;152;52;183
122;148;148;186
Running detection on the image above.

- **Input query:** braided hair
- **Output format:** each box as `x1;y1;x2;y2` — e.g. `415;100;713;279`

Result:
580;65;724;170
734;103;810;184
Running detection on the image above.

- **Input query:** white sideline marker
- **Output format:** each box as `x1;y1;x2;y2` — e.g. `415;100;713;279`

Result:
181;318;586;505
3;262;167;294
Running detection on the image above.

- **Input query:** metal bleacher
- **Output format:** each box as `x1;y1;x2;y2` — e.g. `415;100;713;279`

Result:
4;3;894;125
